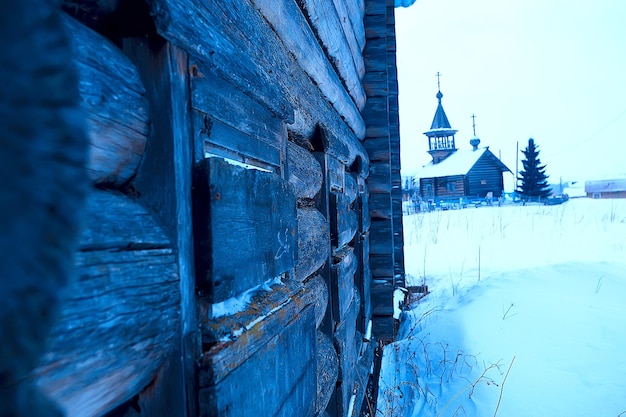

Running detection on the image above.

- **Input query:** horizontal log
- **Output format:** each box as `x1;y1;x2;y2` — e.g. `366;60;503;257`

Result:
341;0;366;51
190;60;284;158
369;193;392;220
193;158;297;302
296;0;366;109
331;0;366;72
370;254;394;278
200;305;316;417
316;330;339;415
285;141;323;199
368;219;393;256
367;163;392;194
148;0;369;175
370;281;394;316
303;274;329;329
295;207;330;281
201;279;303;348
246;0;365;138
331;247;358;323
33;190;179;417
65;15;149;187
194;111;282;169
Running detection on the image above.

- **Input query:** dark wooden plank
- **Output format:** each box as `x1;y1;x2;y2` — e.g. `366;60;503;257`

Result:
316;330;339;415
370;254;394;278
286;141;323;200
193;110;282;169
296;0;366;109
344;173;359;204
190;60;285;151
370;168;389;196
32;190;179;417
370;281;394;316
331;247;358;323
193;158;297;302
332;193;358;249
295;207;330;282
333;292;361;416
369;193;392;220
200;279;302;353
304;274;329;329
360;181;371;232
65;15;149;187
326;154;345;193
199;305;316;417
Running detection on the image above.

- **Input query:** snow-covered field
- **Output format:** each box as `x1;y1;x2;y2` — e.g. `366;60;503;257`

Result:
378;198;626;417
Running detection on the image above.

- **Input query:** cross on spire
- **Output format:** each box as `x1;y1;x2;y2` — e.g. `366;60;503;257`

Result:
471;113;477;136
436;71;441;91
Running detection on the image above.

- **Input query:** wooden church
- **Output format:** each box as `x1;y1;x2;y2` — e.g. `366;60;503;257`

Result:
416;80;511;201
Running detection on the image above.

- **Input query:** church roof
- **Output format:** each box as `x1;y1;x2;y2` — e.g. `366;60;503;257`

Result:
430;91;452;129
416;147;511;178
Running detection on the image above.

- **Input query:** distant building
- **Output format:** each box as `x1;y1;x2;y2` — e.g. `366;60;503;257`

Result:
415;79;511;201
585;178;626;199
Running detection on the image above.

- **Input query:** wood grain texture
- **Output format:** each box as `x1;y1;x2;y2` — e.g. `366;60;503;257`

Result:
65;15;149;187
286;141;323;199
295;207;330;282
33;190;180;417
296;0;366;109
304;274;329;329
316;330;339;415
333;291;361;416
148;0;369;174
331;247;358;323
189;58;286;160
193;158;297;302
330;0;366;73
200;304;317;417
332;193;358;249
243;0;365;137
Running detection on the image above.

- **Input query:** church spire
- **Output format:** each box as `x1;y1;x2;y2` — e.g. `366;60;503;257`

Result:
424;72;457;163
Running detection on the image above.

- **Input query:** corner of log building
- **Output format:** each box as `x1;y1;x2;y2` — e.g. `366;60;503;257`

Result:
17;0;406;415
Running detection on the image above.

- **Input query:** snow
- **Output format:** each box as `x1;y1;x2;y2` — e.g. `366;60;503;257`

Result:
415;148;488;178
378;198;626;416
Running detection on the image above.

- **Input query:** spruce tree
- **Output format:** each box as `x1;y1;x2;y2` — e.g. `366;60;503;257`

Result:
517;138;551;199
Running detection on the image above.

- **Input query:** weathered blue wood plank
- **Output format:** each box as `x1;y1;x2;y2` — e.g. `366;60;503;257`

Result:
199;305;317;417
193;158;297;302
331;247;358;323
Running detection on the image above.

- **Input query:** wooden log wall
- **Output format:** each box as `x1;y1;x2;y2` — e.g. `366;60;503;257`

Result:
26;0;405;416
363;0;405;342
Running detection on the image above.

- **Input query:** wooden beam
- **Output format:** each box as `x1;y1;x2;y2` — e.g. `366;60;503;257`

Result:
65;15;149;187
193;158;297;302
295;0;366;109
200;304;317;417
32;190;179;417
316;330;339;415
295;207;330;282
286;141;324;200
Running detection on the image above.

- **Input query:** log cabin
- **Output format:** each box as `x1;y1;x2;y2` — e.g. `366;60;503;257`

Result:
416;85;511;202
8;0;407;416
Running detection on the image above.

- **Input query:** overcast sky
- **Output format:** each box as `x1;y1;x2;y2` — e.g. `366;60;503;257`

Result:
395;0;626;189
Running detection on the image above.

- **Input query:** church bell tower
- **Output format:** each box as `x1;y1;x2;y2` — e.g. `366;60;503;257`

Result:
424;72;458;164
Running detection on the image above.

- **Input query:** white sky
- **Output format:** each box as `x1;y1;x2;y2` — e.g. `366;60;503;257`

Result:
395;0;626;188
